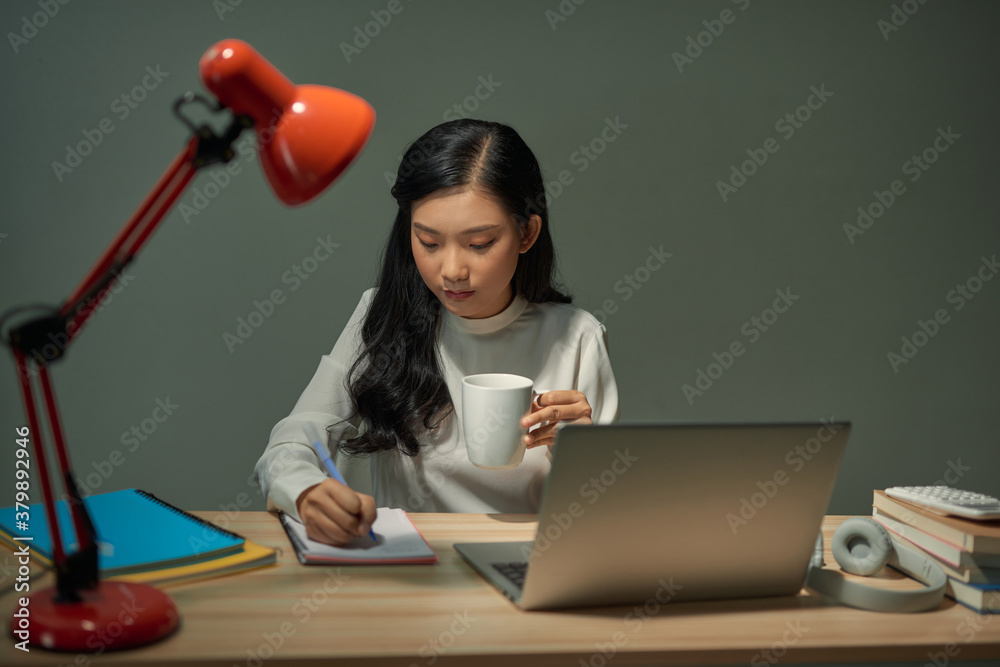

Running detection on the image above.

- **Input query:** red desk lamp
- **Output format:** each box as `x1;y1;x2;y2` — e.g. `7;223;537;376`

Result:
2;39;374;651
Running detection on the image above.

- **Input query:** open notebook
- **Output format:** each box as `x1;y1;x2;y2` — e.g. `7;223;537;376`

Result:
279;507;437;564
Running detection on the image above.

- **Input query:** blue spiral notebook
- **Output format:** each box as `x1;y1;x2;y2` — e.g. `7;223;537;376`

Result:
0;488;244;575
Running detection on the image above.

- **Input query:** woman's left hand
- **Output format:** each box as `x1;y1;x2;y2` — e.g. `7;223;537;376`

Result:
520;390;592;449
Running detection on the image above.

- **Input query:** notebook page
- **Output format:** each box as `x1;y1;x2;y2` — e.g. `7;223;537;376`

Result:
282;507;435;561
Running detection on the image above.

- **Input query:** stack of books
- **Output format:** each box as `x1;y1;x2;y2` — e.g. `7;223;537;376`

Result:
873;490;1000;613
0;488;277;588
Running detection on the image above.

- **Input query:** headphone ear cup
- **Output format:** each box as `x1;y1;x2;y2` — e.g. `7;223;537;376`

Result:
831;516;893;576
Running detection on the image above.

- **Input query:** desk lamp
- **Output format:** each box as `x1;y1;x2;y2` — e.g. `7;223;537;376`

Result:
2;39;374;651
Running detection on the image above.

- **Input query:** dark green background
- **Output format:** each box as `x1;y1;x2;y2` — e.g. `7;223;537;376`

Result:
2;0;997;519
2;2;999;664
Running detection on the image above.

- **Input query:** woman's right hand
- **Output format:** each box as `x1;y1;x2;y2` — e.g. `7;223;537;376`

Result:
295;479;377;546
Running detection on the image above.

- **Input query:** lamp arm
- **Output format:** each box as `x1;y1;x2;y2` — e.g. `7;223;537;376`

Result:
61;96;251;339
3;99;255;601
59;139;198;339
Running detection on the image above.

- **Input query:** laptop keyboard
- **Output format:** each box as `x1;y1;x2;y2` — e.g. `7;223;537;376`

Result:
491;562;527;590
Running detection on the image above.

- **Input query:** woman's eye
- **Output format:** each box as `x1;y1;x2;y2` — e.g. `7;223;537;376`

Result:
418;239;493;250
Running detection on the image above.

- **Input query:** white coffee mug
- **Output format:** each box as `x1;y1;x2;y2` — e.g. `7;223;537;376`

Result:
461;373;533;469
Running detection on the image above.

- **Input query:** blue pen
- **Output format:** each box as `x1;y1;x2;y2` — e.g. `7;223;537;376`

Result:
303;422;377;542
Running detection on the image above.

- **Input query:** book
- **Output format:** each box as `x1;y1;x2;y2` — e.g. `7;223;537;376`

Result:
873;510;1000;584
280;507;437;565
873;508;1000;568
872;490;1000;554
0;488;244;575
945;577;1000;614
109;538;277;587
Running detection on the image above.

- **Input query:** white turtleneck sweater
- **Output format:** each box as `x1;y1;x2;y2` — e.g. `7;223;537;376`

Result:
254;288;619;519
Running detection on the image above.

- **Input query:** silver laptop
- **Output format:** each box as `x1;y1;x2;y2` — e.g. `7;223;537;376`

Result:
454;421;850;610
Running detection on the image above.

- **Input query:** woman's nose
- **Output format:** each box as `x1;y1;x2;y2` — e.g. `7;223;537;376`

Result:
442;248;469;283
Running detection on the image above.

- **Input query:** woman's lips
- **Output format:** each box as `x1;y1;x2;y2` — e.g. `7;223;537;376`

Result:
444;290;474;300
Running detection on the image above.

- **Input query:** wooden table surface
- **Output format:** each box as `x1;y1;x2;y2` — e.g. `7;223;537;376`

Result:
2;513;998;666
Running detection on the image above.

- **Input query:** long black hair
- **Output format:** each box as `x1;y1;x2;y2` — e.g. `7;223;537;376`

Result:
340;119;571;457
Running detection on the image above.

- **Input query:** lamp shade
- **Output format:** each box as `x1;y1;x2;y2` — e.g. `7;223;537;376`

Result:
199;39;375;205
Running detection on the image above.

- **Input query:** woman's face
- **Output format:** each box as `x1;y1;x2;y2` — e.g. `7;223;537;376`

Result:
411;187;540;319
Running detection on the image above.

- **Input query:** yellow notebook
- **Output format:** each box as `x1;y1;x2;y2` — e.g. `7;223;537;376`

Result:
1;521;278;589
110;538;278;587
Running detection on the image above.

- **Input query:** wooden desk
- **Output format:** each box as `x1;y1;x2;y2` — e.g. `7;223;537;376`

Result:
2;514;998;666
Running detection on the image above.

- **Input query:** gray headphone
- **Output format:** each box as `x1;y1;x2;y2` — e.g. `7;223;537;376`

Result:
805;517;947;613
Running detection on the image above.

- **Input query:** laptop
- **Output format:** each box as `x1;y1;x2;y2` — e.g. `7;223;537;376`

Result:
454;421;850;610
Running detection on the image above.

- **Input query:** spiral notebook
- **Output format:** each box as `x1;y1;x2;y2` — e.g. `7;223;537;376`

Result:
0;488;245;575
279;508;437;564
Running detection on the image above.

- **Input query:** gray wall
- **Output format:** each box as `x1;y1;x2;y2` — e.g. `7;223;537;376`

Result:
1;0;997;519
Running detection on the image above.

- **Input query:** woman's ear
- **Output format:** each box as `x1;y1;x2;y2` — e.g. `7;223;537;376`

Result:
519;215;542;254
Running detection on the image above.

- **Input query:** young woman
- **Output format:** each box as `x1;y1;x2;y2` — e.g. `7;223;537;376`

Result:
254;119;619;545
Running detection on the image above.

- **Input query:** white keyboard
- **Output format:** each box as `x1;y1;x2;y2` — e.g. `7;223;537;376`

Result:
885;486;1000;520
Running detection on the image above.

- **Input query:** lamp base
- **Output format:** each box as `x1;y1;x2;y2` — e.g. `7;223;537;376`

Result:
10;580;179;652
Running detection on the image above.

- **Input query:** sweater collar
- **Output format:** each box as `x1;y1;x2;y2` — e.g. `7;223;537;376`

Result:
441;292;529;334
